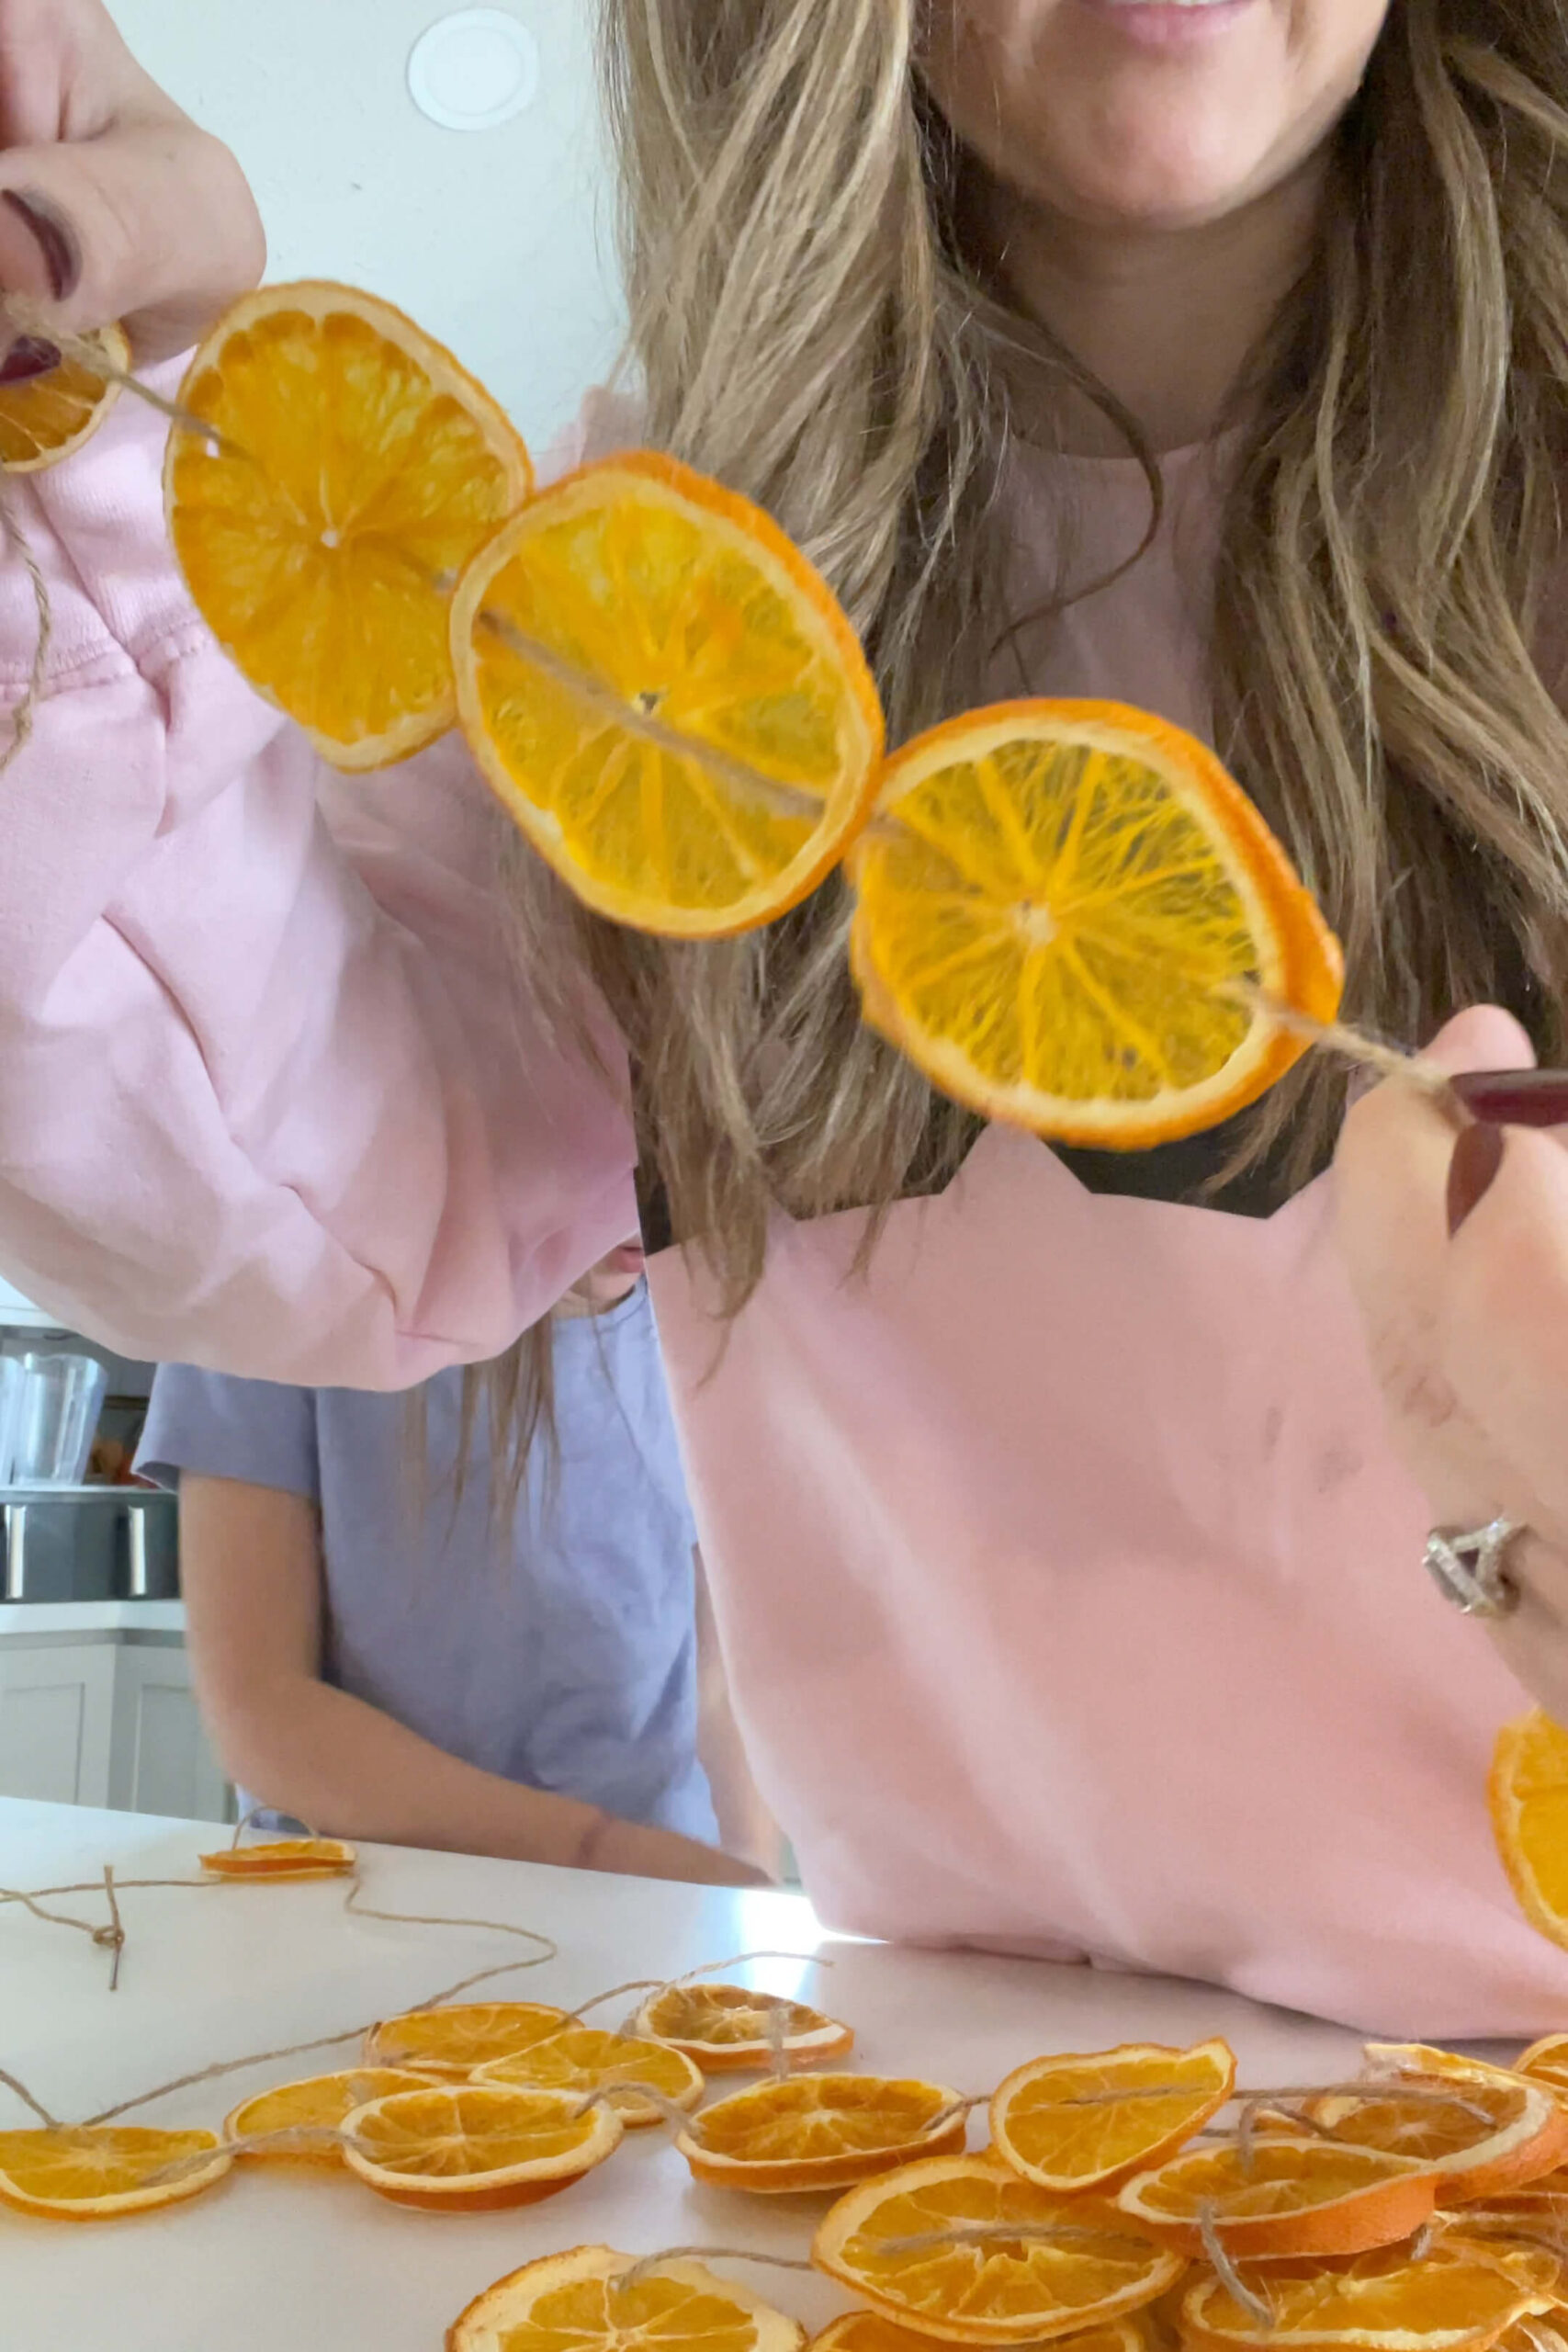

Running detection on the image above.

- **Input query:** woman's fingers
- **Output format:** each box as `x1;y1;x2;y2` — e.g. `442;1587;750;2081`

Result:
0;0;264;359
0;123;265;360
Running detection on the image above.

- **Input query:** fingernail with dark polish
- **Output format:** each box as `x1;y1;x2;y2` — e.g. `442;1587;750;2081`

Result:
1;190;81;303
1448;1119;1506;1236
1451;1068;1568;1126
0;334;58;385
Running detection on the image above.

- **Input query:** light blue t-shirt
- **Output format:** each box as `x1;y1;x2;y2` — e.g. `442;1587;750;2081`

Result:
137;1283;717;1842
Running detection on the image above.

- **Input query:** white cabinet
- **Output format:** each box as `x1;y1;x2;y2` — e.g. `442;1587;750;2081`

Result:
0;1622;231;1822
107;1643;231;1823
0;1272;62;1332
0;1638;116;1804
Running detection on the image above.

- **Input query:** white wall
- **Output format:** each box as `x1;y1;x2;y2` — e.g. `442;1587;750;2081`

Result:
107;0;626;455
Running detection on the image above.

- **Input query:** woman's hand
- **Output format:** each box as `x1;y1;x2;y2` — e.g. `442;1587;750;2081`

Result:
1337;1006;1568;1720
0;0;263;359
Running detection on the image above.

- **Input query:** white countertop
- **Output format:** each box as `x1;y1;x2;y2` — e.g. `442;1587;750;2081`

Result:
0;1799;1369;2352
0;1600;186;1635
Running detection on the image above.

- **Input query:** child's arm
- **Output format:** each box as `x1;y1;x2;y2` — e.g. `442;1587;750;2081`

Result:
181;1474;763;1884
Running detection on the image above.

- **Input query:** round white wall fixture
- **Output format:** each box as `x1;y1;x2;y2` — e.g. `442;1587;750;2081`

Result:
408;8;541;132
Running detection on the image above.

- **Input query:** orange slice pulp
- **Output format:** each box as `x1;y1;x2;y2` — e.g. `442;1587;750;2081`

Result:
167;282;532;770
452;454;883;939
848;699;1343;1148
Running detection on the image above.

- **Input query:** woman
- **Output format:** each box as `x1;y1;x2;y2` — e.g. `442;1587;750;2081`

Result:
0;0;1563;2030
137;1243;772;1885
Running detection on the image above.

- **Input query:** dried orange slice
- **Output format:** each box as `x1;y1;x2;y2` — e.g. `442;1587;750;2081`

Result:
812;2154;1185;2344
677;2073;966;2193
1114;2136;1438;2257
222;2067;431;2163
636;1982;852;2073
847;699;1343;1148
1492;1714;1568;1953
363;1998;570;2075
167;281;532;771
0;324;129;470
1310;2050;1568;2200
1180;2242;1553;2352
451;453;883;938
474;2025;704;2126
991;2041;1235;2196
813;2320;1153;2352
446;2245;807;2352
197;1835;355;1879
341;2081;620;2211
1518;2037;1568;2101
0;2124;231;2219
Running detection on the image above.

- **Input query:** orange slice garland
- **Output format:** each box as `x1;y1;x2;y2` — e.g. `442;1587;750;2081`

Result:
197;1836;355;1880
0;323;128;470
451;453;884;939
636;1983;854;2072
1179;2242;1556;2352
847;698;1343;1149
813;2154;1186;2345
1517;2035;1568;2100
474;2025;705;2126
812;2321;1156;2352
990;2040;1236;2196
1491;1713;1568;1955
1312;2048;1568;2200
677;2073;967;2193
363;1999;570;2076
446;2245;808;2352
1113;2136;1438;2258
167;282;532;771
340;2082;621;2212
221;2067;432;2163
0;2125;231;2220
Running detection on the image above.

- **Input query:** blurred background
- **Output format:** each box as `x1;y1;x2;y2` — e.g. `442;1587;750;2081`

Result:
110;0;626;449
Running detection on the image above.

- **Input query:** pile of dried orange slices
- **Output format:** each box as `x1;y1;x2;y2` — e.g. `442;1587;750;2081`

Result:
11;1930;1568;2352
441;2028;1568;2352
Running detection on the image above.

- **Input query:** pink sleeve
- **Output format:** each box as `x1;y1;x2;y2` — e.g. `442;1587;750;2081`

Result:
0;370;637;1384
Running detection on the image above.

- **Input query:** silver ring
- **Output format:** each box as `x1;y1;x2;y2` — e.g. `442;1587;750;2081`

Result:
1424;1518;1525;1619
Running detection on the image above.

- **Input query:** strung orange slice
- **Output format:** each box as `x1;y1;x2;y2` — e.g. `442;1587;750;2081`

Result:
341;2081;621;2211
813;2154;1185;2345
1180;2242;1554;2352
363;1998;570;2076
678;2073;966;2193
222;2067;431;2163
1114;2136;1438;2257
0;2124;231;2219
167;282;532;771
813;2319;1154;2352
197;1835;355;1879
451;453;884;938
847;699;1343;1149
1313;2050;1568;2199
446;2245;807;2352
1518;2037;1568;2100
0;324;129;470
636;1982;853;2073
475;2025;704;2126
1492;1714;1568;1954
991;2041;1236;2196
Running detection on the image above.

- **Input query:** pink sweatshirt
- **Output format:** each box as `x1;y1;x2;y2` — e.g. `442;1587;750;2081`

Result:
0;375;1557;2035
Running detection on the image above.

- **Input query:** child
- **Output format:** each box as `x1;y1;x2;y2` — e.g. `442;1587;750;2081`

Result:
0;0;1566;2031
138;1243;769;1884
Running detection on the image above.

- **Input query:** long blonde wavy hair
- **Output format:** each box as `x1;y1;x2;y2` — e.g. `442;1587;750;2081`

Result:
494;0;1568;1445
